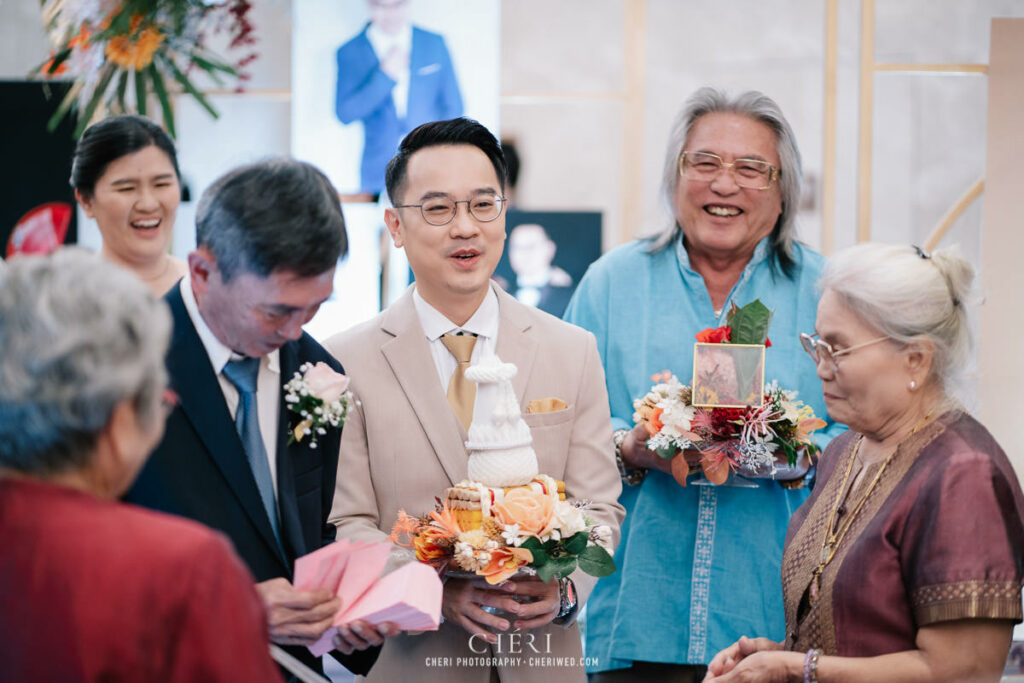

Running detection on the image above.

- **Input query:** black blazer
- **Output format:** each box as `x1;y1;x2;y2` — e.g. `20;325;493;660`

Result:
125;285;378;675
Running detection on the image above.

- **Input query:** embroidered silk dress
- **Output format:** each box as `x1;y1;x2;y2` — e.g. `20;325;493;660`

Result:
564;236;843;672
783;410;1024;655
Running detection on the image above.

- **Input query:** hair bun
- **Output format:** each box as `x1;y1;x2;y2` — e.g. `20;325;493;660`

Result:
929;246;975;309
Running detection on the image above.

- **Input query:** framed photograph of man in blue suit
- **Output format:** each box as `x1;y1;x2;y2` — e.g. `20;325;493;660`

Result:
292;0;500;197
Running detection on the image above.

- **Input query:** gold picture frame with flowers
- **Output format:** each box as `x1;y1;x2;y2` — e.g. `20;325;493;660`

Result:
691;342;766;408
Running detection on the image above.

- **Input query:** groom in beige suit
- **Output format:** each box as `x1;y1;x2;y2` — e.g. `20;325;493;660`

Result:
326;118;624;682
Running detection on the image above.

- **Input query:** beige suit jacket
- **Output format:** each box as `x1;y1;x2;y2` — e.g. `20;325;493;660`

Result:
325;284;624;683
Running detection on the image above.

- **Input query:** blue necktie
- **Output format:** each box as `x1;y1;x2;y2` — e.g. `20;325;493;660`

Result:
223;357;283;550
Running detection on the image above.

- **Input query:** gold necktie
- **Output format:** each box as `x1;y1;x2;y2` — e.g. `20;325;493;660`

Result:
441;333;477;431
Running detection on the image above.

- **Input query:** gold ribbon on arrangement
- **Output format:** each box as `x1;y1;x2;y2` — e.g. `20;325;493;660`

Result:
441;333;477;431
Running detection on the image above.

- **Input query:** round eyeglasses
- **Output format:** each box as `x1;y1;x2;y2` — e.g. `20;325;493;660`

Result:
394;193;507;226
799;332;890;370
679;151;780;190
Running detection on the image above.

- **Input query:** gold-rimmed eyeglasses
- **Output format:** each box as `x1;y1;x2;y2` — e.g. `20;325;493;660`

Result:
679;151;780;190
799;332;890;370
394;193;507;226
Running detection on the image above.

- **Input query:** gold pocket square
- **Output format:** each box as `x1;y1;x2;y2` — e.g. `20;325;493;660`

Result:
526;397;568;414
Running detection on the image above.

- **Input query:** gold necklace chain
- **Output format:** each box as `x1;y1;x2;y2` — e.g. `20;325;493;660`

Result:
807;412;933;605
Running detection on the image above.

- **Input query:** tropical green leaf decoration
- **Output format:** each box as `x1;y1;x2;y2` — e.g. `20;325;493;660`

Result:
35;0;257;138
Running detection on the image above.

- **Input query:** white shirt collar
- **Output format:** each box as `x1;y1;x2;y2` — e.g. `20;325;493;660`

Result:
412;285;500;342
366;22;413;58
180;277;279;375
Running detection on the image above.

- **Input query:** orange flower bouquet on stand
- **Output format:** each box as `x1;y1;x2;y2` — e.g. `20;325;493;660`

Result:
634;300;826;485
389;355;615;585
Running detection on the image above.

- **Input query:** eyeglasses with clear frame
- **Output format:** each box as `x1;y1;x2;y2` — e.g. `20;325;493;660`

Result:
393;192;507;226
799;332;890;370
679;151;780;190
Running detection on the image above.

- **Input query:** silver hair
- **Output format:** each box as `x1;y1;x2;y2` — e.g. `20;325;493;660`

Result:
650;87;803;274
0;248;171;475
819;243;976;400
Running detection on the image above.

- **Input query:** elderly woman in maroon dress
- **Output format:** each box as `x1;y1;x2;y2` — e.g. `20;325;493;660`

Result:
0;249;282;682
705;243;1024;682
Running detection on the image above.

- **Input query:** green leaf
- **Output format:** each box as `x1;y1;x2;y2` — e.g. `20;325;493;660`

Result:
780;440;797;467
727;299;773;345
578;545;617;578
520;537;549;566
562;531;588;556
135;69;148;116
193;60;226;88
655;445;676;459
73;64;117;138
109;8;133;35
114;70;129;113
537;555;577;583
43;48;73;76
520;536;544;553
46;81;83;133
161;54;219;119
530;549;551;567
191;50;239;77
148;63;175;139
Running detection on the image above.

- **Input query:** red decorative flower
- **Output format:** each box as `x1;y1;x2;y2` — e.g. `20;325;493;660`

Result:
696;326;732;343
709;408;745;438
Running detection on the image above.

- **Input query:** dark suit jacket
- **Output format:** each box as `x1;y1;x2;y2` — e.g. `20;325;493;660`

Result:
513;281;575;318
335;24;462;193
125;285;378;676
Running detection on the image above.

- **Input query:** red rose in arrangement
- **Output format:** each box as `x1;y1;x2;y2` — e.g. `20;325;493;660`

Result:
696;326;732;343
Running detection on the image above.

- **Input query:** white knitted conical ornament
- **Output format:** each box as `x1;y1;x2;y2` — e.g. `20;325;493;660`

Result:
463;354;538;487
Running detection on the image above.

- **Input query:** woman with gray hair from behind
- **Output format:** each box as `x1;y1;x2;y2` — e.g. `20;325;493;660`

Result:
0;249;282;682
706;243;1024;682
565;87;841;681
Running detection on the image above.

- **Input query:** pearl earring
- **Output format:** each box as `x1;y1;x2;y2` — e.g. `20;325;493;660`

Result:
909;380;917;391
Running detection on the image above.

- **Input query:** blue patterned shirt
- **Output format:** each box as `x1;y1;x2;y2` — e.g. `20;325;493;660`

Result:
564;235;843;671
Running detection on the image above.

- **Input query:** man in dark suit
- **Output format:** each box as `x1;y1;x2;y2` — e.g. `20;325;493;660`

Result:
506;223;576;318
125;159;387;676
335;0;463;194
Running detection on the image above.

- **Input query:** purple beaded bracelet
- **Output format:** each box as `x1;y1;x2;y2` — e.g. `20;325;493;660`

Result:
803;648;821;683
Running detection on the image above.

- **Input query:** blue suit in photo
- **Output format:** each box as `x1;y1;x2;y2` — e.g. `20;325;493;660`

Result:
335;24;463;194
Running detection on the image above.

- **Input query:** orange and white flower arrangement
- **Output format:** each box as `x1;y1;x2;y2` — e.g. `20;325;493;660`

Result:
389;490;615;585
283;362;355;449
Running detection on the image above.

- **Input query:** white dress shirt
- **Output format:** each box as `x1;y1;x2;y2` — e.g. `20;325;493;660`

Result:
366;22;413;119
412;285;500;428
180;277;281;492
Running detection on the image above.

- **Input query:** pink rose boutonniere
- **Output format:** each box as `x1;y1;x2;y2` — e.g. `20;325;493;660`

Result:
283;362;356;448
